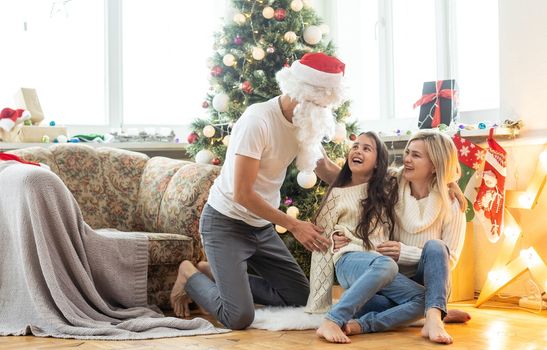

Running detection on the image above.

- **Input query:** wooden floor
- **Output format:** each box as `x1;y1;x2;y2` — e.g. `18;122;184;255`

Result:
1;300;545;350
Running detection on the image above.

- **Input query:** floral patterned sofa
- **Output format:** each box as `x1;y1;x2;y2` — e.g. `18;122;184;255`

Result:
9;144;220;309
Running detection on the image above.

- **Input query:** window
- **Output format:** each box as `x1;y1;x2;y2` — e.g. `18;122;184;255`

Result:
0;0;105;125
0;0;225;133
326;0;500;132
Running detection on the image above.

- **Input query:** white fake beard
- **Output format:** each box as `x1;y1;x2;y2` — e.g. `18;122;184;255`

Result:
292;101;336;172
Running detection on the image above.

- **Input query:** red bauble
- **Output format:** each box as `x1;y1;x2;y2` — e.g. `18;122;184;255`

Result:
211;65;223;77
274;8;286;21
283;59;290;68
241;81;253;94
212;157;221;165
349;133;357;141
187;132;199;144
202;101;209;108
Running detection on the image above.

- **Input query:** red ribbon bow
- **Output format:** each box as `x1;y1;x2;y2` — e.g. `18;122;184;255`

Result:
413;80;457;127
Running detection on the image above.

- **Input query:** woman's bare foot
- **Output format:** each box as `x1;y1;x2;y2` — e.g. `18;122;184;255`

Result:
443;309;471;323
421;308;453;344
197;261;214;281
170;260;198;317
317;319;351;343
342;320;362;336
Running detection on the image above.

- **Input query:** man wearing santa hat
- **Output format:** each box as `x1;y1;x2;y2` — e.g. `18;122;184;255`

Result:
171;52;346;329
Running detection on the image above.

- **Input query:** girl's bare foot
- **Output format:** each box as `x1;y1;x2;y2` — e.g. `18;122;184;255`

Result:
170;260;198;317
443;309;471;323
342;320;362;336
421;308;453;344
316;319;351;343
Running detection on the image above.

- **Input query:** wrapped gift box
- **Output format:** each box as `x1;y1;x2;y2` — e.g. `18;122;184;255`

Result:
20;125;68;143
415;80;458;129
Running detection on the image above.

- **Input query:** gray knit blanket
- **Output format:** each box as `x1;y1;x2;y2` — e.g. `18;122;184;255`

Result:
0;162;229;339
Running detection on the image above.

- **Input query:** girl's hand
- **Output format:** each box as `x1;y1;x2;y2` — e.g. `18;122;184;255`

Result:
448;182;467;212
332;231;351;252
376;241;401;261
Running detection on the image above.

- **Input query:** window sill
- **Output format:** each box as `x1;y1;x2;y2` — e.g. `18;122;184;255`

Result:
0;141;191;159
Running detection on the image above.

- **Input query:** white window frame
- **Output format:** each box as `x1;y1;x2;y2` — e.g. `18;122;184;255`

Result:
320;0;500;132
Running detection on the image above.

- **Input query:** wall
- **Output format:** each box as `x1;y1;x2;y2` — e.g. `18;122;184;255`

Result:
472;0;547;297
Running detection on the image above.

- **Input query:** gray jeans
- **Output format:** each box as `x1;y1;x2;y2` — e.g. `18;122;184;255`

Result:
185;204;309;329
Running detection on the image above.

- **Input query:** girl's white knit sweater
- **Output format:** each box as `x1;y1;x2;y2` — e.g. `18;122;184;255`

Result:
394;179;466;277
305;182;389;313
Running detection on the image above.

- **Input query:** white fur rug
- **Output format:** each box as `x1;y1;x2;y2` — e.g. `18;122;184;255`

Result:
250;307;325;331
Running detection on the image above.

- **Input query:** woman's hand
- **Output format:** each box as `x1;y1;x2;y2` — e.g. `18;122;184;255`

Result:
332;231;351;252
376;241;401;261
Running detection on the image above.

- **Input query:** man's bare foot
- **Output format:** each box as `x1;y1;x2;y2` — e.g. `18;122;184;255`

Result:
421;308;453;344
342;320;362;336
197;261;214;281
316;319;351;343
443;309;471;323
170;260;198;317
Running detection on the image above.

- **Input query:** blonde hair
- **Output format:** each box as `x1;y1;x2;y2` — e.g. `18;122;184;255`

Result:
404;130;460;212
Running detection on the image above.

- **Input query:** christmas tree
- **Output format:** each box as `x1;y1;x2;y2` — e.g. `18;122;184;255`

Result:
186;0;357;276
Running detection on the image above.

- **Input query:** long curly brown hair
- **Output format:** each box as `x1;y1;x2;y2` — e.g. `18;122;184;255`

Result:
315;131;399;250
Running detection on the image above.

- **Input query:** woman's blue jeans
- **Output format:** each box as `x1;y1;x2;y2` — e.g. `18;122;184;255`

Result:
326;251;425;333
357;239;451;319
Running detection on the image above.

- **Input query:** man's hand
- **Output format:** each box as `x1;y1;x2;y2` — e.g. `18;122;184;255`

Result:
376;241;401;261
289;220;330;252
332;231;351;252
448;182;467;212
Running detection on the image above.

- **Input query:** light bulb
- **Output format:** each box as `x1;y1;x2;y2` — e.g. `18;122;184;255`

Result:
540;150;547;172
503;226;521;241
519;247;542;267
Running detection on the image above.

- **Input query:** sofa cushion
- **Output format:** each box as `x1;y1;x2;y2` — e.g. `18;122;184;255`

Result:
135;157;193;231
156;163;221;262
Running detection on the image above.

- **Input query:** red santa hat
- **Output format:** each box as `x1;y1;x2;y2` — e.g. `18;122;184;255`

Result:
276;52;346;107
0;108;31;132
290;52;345;88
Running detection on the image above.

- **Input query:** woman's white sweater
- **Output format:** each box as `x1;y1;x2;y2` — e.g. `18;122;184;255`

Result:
394;179;466;277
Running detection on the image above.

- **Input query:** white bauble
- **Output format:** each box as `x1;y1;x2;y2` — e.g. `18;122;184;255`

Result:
203;125;216;138
233;13;246;25
290;0;304;12
222;135;230;146
297;171;317;189
319;23;330;35
212;93;229;112
262;6;274;19
195;149;214;164
333;123;346;144
284;31;297;43
222;53;235;66
286;206;300;218
56;135;68;143
251;47;265;60
303;26;322;45
275;225;287;234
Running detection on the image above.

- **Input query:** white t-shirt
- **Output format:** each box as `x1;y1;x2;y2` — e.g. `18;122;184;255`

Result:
207;97;299;227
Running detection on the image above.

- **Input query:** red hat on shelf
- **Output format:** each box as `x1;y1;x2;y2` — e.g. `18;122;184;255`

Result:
0;108;31;132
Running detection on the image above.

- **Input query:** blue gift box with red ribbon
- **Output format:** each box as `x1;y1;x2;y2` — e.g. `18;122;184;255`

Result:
414;80;458;129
